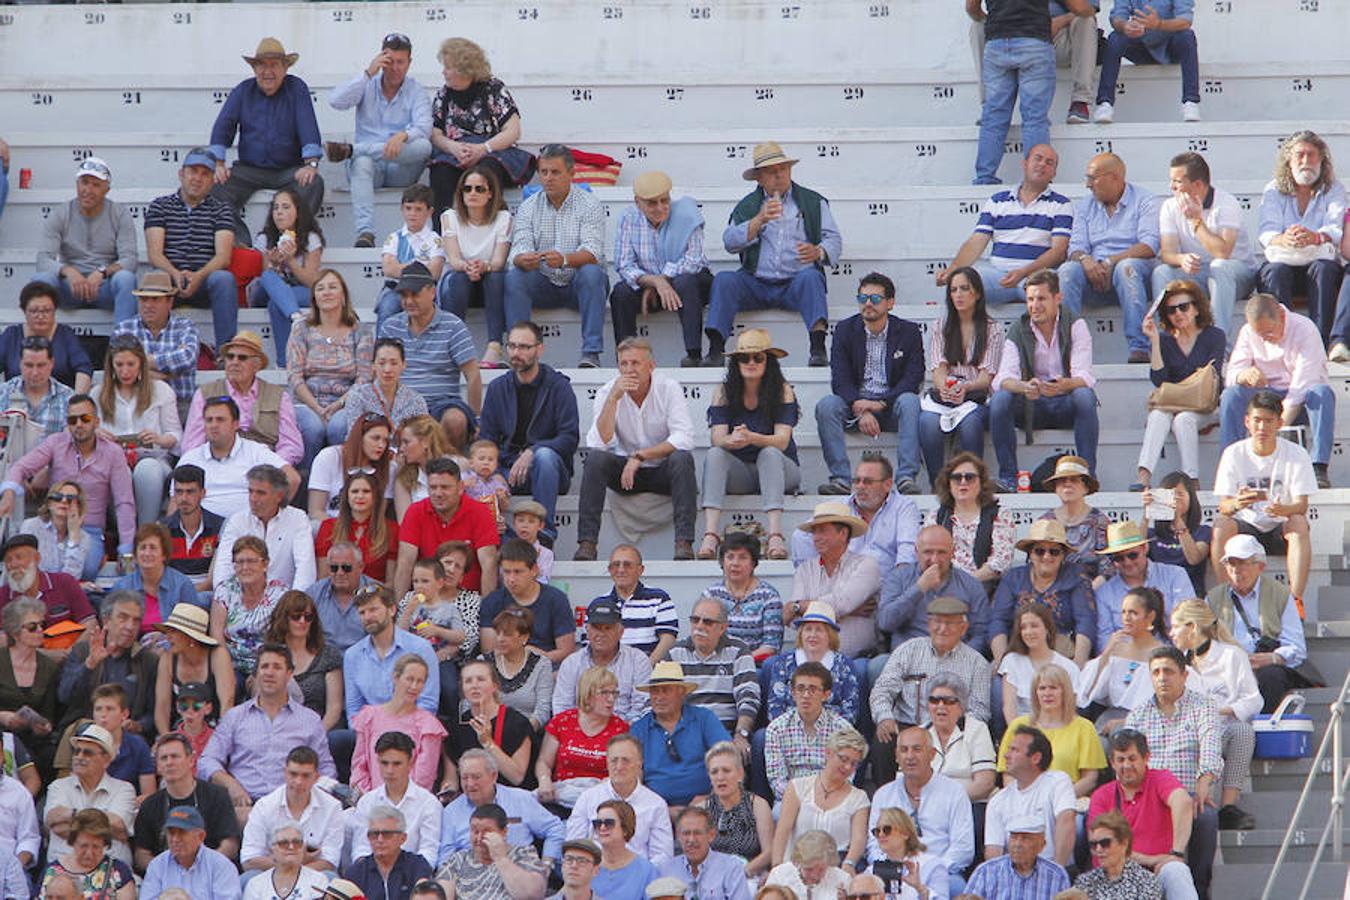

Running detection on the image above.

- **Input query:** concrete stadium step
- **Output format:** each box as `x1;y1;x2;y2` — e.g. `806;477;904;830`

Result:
1210;861;1347;898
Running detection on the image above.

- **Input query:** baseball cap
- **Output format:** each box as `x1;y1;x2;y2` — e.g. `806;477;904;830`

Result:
1221;534;1267;563
1;534;38;556
164;805;207;831
182;147;217;170
586;598;623;625
75;157;112;182
396;261;436;293
177;681;212;702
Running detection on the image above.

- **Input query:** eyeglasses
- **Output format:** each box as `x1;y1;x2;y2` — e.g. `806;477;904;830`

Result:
19;622;43;633
48;492;79;503
792;683;824;695
24;307;54;318
273;837;304;849
688;615;723;626
66;414;94;425
1114;549;1146;561
462;183;490;194
289;610;315;622
928;694;960;706
607;560;637;570
176;699;206;711
505;341;539;351
223;352;255;362
382;31;411;50
329;563;355;573
1165;300;1194;315
562;854;595;866
1088;837;1115;851
949;471;980;483
1031;546;1064;558
71;746;100;758
856;293;889;305
591;818;619;830
367;829;403;840
870;825;895;837
736;352;767;364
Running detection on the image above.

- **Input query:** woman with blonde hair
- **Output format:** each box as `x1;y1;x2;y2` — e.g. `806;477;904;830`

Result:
998;664;1105;797
1170;598;1260;830
772;729;870;869
535;666;628;808
865;807;947;900
765;830;850;899
350;652;448;792
19;480;90;579
694;741;774;875
394;413;450;519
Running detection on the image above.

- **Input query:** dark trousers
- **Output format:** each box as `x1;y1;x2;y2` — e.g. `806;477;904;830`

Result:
1255;663;1313;714
609;270;712;357
577;449;698;544
1259;259;1344;344
1188;804;1218;900
210;163;325;245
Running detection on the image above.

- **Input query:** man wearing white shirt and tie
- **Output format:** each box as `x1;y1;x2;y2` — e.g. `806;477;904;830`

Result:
574;337;698;562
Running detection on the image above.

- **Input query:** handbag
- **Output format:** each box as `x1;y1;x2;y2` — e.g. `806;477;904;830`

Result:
1147;363;1220;414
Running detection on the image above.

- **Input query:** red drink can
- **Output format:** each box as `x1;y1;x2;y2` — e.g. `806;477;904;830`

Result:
125;446;138;468
18;168;31;189
945;377;958;388
1016;470;1032;492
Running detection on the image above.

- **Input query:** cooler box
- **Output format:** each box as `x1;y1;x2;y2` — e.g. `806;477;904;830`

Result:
1253;693;1314;759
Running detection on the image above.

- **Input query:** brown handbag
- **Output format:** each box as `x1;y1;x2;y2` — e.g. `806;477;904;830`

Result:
1147;363;1220;414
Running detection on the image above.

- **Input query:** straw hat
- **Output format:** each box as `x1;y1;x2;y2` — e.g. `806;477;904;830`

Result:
154;603;219;646
728;328;787;359
797;500;868;538
1042;455;1099;494
132;271;178;298
219;331;270;369
796;600;840;631
1099;519;1150;555
636;661;697;693
742;141;799;180
1014;519;1073;553
244;37;299;68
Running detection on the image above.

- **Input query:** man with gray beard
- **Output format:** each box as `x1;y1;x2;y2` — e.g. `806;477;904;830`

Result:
0;533;94;647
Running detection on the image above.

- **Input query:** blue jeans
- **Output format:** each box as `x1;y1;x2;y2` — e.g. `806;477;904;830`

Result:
1219;383;1335;465
178;269;239;347
295;404;350;469
32;269;138;322
504;266;609;355
990;388;1100;483
374;285;404;330
919;403;990;485
507;446;571;539
814;392;922;483
81;524;105;582
705;268;829;339
440;270;508;346
975;37;1054;184
1097;29;1200;104
1152;258;1255;342
1059;257;1156;354
252;270;309;367
972;262;1027;305
346;137;432;238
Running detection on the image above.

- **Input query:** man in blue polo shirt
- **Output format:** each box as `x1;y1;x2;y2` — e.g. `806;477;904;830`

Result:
629;662;730;806
378;260;482;452
937;144;1073;304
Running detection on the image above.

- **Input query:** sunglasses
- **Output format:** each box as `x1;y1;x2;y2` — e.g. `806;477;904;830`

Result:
1165;300;1193;315
870;825;895;837
591;818;619;830
736;352;767;364
1114;549;1146;561
176;699;206;711
1088;837;1115;851
1031;546;1064;558
361;412;391;425
665;736;683;763
688;615;722;626
289;610;315;622
949;471;980;483
383;31;411;50
462;183;490;194
20;336;52;350
347;466;377;477
48;492;79;503
367;829;403;839
273;837;304;849
66;414;94;425
927;695;960;706
329;563;355;573
223;352;256;362
856;293;889;305
20;622;43;633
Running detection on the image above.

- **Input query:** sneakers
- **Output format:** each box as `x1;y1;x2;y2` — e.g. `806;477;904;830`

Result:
325;141;353;163
1093;102;1115;124
1329;342;1350;363
1217;804;1255;830
578;352;601;369
1182;101;1201;122
1315;463;1332;490
354;232;376;248
818;479;851;496
1066;101;1091;124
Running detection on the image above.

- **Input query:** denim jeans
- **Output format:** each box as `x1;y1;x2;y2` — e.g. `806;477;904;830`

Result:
295;404;349;469
439;270;508;347
1059;257;1157;354
814;392;922;483
1152;258;1255;342
346;137;432;238
507;445;571;539
32;269;138;322
251;270;309;367
504;266;609;355
1259;260;1344;345
919;403;990;485
972;261;1028;305
374;285;403;330
990;387;1100;483
1097;29;1200;104
705;268;828;339
1219;383;1336;465
81;524;105;582
178;269;239;347
975;37;1055;184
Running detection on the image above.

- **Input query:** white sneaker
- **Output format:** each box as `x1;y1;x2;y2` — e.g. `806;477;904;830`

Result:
1093;102;1114;124
1182;101;1201;122
1330;342;1350;363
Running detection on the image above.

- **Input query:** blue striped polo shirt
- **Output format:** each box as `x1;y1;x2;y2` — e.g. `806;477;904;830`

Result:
973;187;1074;272
378;308;477;403
143;190;236;271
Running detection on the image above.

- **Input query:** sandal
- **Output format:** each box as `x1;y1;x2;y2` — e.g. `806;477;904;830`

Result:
481;341;504;369
766;532;788;560
696;531;721;560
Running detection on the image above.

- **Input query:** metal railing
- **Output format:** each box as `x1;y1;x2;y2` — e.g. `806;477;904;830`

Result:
1260;667;1350;900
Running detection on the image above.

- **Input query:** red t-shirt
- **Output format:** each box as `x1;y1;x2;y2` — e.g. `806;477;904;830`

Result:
399;497;500;592
1087;767;1184;858
545;709;630;782
315;517;401;583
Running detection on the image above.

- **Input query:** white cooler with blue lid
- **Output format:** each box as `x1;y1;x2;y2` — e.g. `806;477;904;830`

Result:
1252;693;1314;759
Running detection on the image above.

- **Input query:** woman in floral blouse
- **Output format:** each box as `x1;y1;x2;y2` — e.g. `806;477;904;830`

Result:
925;451;1014;586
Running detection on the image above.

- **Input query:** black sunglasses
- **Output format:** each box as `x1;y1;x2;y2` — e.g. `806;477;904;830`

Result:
382;32;411;51
1165;300;1193;315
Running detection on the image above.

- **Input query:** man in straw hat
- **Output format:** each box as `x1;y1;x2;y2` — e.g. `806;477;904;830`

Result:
990;518;1096;665
209;37;325;244
113;271;202;416
610;170;713;368
1094;519;1193;651
630;661;730;806
703;141;842;368
788;501;881;658
181;330;304;467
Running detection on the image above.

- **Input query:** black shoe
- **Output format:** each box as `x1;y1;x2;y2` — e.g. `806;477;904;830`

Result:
808;350;828;367
1218;804;1255;830
896;478;920;495
578;352;601;368
679;353;702;368
1128;350;1150;363
1314;463;1331;489
354;232;376;248
701;350;725;368
818;480;850;496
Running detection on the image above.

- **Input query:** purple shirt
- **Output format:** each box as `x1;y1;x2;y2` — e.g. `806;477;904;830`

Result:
180;378;304;466
198;698;337;799
994;315;1097;392
2;431;135;553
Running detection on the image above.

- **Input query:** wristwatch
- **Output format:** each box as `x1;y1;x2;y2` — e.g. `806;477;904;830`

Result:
737;728;751;739
305;159;319;169
1169;850;1186;859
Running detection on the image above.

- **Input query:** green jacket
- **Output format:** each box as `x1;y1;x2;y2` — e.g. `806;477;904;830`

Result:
729;182;824;275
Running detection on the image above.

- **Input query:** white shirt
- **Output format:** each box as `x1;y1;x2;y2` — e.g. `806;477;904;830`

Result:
442;209;512;263
46;773;136;864
178;435;289;519
868;773;974;875
584;373;696;462
1214;437;1318;532
1159;187;1255;268
348;781;442;865
214;505;317;589
1191;640;1264;723
0;774;39;862
310;446;395;517
997;652;1081;719
89;377;183;449
984;769;1076;860
567;779;674;866
240;785;345;868
242;864;330;900
765;862;850;900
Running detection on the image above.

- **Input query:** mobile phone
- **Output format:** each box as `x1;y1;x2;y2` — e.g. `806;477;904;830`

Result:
459;707;474;725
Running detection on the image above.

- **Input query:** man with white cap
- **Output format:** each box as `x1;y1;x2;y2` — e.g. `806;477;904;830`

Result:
141;804;241;899
1095;519;1194;651
44;723;136;865
629;661;731;806
703;141;843;368
34;156;138;321
965;811;1070;899
609;170;713;368
787;501;882;658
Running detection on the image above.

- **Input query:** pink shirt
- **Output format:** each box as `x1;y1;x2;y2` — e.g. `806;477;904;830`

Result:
350;705;447;793
3;432;136;552
1225;311;1328;407
1087;767;1184;858
180;378;305;466
993;315;1097;392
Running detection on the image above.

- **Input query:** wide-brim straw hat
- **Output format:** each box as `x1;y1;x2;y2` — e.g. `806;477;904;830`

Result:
1014;518;1073;553
1099;519;1150;555
244;37;299;67
796;600;840;631
797;501;868;538
728;327;787;359
742;141;799;180
1042;455;1100;494
132;270;178;298
154;603;219;646
636;661;697;693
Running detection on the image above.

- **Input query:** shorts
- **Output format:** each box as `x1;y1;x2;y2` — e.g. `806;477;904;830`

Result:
1236;519;1287;556
427;396;478;433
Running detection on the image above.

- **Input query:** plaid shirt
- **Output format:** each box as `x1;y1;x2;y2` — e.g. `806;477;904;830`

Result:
763;707;851;800
1126;689;1223;792
0;376;72;436
508;187;606;286
613;203;709;289
870;637;992;726
967;855;1071;900
113;315;200;404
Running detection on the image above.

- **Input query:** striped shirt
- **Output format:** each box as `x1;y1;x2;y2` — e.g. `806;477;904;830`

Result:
966;855;1070;900
594;582;678;655
143;190;235;272
113;315;201;404
667;636;760;730
974;186;1074;272
702;579;785;653
509;186;607;287
378;309;476;404
763;707;851;800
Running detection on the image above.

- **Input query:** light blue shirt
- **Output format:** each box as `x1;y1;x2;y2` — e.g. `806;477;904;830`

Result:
658;849;752;900
722;188;843;281
142;846;242;900
1069;181;1161;259
1257;179;1348;247
343;627;441;720
789;489;920;571
438;784;566;865
1227;581;1307;668
1109;0;1194;60
306;575;377;652
329;71;432;144
868;773;974;876
1095;560;1195;650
